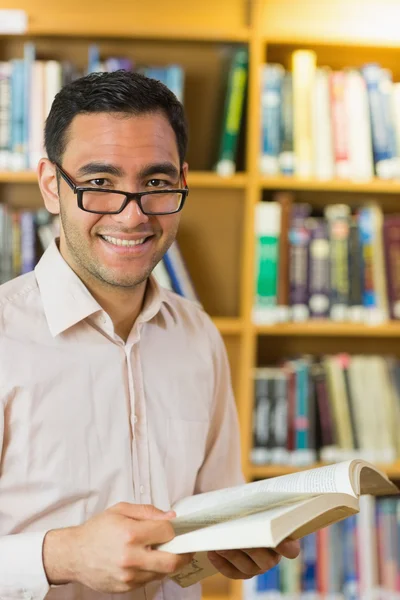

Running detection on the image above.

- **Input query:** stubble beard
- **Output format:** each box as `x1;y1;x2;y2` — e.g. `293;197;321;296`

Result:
59;207;175;290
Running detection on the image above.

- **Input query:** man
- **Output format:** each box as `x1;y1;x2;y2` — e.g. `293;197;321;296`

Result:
0;70;299;599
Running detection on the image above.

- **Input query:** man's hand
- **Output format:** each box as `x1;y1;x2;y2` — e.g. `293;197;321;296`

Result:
207;539;300;580
43;502;194;593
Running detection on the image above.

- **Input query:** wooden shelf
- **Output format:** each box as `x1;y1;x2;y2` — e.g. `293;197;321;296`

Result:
0;171;248;188
250;462;400;480
188;172;248;188
17;26;250;43
212;317;243;335
260;175;400;194
256;321;400;337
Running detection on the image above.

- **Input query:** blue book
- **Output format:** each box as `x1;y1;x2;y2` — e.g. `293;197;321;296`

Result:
163;241;201;305
23;41;35;170
10;58;24;170
165;65;184;103
260;63;285;176
343;516;358;600
301;534;317;594
20;210;36;274
362;63;395;178
256;564;280;598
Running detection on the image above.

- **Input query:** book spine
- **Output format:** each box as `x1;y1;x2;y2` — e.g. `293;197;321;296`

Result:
312;66;335;180
20;210;36;274
279;71;295;176
301;533;318;594
292;49;317;178
348;216;365;322
163;240;200;305
330;70;350;179
215;47;248;176
165;64;185;104
251;368;271;465
292;359;313;466
289;203;312;321
0;61;12;170
344;69;374;181
383;216;400;320
343;516;358;600
259;63;284;176
275;192;293;322
270;370;289;465
253;202;281;324
307;217;330;319
362;63;395;179
311;363;337;462
325;204;351;321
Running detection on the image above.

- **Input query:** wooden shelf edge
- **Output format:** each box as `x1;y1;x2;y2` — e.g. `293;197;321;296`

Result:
256;321;400;337
0;171;248;188
263;35;400;50
249;462;400;480
5;27;250;43
260;175;400;194
212;317;243;335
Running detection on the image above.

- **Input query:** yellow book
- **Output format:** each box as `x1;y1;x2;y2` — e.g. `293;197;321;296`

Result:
292;49;317;178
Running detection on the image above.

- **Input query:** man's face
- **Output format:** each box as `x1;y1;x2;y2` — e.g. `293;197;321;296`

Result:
47;111;186;290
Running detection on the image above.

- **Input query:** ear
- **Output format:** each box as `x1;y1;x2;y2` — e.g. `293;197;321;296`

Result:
182;161;189;184
37;158;60;215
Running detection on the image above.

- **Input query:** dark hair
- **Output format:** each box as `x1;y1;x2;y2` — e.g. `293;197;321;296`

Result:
44;70;188;166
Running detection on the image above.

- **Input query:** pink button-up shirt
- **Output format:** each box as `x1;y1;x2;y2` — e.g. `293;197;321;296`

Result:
0;240;243;600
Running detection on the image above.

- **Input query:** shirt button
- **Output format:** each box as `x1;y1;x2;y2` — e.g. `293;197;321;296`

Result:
133;415;138;423
140;485;145;494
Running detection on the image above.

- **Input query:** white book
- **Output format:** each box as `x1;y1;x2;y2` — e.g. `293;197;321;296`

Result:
157;460;397;588
312;67;334;180
345;69;374;181
29;60;45;170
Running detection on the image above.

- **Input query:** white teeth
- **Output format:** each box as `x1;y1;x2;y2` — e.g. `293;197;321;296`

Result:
102;235;147;247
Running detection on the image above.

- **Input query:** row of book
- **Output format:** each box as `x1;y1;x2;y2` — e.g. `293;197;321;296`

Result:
261;50;400;181
251;354;400;467
244;496;399;600
0;42;184;171
253;194;400;325
0;204;199;305
0;41;249;175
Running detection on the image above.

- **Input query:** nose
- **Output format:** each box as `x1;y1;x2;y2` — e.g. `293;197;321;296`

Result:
111;197;150;226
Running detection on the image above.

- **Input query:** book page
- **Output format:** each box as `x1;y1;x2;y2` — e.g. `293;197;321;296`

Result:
171;462;355;534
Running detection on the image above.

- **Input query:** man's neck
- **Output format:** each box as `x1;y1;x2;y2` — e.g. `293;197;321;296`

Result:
88;281;147;342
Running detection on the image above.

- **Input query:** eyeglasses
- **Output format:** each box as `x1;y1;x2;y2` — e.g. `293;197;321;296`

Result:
55;163;189;215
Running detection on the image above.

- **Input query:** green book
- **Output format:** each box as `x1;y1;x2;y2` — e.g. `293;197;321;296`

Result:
253;201;281;324
215;47;248;176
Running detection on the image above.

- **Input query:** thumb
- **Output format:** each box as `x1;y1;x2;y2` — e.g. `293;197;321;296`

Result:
109;502;176;521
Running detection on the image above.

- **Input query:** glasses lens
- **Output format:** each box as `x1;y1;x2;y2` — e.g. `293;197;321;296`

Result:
141;192;183;214
82;191;126;213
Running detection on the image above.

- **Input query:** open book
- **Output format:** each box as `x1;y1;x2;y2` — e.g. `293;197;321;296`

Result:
157;460;398;588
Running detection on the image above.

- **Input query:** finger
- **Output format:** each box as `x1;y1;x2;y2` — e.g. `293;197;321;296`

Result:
207;551;254;580
109;502;175;521
209;549;266;577
275;539;301;559
240;547;282;572
126;518;176;546
131;547;194;576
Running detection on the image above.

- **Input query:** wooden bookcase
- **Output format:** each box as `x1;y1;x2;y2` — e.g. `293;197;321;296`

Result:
2;1;400;599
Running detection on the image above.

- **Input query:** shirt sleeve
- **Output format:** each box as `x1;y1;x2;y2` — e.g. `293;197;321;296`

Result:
194;321;245;494
0;402;50;600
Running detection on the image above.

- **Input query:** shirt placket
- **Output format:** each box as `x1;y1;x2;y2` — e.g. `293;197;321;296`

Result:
124;337;151;506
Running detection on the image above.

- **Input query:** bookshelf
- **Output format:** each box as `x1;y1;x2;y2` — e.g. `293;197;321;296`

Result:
2;1;400;599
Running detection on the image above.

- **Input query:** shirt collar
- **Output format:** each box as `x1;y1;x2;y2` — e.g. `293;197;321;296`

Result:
35;239;174;337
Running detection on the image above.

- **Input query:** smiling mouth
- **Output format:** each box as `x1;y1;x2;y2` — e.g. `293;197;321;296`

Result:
100;235;151;247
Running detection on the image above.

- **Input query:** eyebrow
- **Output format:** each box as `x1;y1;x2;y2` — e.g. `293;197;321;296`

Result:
75;162;180;181
76;163;124;178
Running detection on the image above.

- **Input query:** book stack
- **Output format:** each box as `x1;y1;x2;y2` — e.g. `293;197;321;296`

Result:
245;495;400;600
260;51;400;181
253;195;400;325
251;354;400;467
0;42;185;171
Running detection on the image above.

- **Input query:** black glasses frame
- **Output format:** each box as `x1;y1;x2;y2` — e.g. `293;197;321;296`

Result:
55;163;189;215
